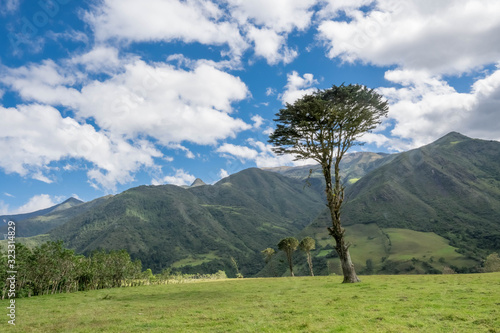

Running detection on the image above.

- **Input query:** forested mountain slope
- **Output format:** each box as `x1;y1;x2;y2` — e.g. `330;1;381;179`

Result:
48;168;325;274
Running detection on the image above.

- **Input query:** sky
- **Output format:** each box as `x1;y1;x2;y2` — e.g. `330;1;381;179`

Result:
1;0;500;214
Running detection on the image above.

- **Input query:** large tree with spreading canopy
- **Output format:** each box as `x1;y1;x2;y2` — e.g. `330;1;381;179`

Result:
269;84;388;283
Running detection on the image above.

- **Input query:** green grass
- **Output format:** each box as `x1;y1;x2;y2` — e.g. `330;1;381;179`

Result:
309;224;476;275
3;273;499;332
348;177;361;184
383;228;476;268
171;252;221;268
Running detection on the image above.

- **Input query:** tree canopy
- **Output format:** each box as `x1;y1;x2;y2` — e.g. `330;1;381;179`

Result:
269;84;388;283
278;237;299;277
300;237;316;276
269;84;388;164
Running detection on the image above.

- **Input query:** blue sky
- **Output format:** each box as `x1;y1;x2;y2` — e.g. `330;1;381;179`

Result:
1;0;500;214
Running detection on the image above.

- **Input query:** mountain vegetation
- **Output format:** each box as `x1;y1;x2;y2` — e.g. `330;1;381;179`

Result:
5;132;499;277
0;198;84;237
263;132;500;276
341;132;500;259
44;168;325;275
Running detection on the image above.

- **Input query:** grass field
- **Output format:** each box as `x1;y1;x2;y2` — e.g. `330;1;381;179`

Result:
2;273;499;332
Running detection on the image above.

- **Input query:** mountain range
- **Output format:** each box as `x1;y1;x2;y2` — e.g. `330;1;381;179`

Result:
2;132;499;276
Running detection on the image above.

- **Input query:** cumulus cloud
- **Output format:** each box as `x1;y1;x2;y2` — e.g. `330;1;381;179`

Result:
246;26;297;65
376;65;500;150
1;59;251;146
251;114;264;128
0;32;254;190
216;138;315;168
71;46;122;73
83;0;318;65
153;168;196;186
280;71;318;105
216;143;259;162
317;0;500;75
218;168;229;179
226;0;316;64
85;0;247;58
0;104;162;190
226;0;317;33
8;194;60;215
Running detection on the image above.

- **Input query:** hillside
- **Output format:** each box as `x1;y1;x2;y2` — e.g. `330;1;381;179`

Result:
342;132;500;256
0;197;84;236
9;132;500;276
263;151;394;193
268;132;500;276
47;168;325;274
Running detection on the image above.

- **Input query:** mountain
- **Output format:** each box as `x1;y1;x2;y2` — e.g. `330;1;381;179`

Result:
269;132;500;276
46;168;325;274
0;197;84;236
263;151;394;194
342;132;500;254
0;197;83;223
2;196;113;238
9;132;500;276
190;178;207;187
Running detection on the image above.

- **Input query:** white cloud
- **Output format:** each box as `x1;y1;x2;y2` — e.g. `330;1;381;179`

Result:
317;0;500;75
263;127;274;136
153;168;196;186
266;87;276;96
246;26;297;65
167;143;196;159
251;115;264;128
0;44;254;190
280;71;318;105
376;66;500;150
217;138;315;168
71;46;122;73
1;58;251;145
226;0;317;33
10;194;60;215
317;0;374;19
76;60;251;145
216;143;259;162
0;104;162;191
218;168;229;179
85;0;247;58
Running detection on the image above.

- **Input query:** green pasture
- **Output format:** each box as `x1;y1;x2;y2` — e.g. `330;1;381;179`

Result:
2;273;499;332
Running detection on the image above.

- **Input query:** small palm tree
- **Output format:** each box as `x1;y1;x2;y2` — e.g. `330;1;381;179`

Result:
300;237;316;276
261;248;276;277
278;237;299;277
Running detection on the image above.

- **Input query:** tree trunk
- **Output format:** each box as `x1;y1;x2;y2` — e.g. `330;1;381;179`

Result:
287;251;295;277
307;253;314;276
324;162;361;283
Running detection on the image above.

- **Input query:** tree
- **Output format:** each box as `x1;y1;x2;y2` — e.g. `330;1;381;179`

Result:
269;84;388;283
299;237;316;276
261;248;276;277
278;237;299;277
483;253;500;272
230;256;243;278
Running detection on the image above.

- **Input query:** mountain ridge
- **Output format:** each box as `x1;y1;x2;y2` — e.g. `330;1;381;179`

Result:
7;132;500;276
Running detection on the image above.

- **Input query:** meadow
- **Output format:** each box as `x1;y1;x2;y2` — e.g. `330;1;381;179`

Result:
2;273;499;332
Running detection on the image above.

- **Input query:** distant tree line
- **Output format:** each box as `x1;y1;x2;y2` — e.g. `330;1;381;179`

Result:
1;241;142;298
1;241;229;299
